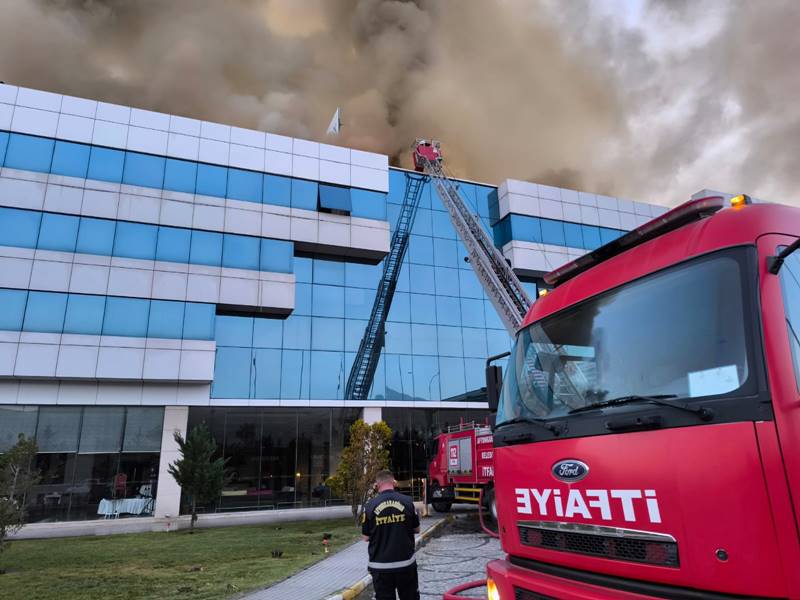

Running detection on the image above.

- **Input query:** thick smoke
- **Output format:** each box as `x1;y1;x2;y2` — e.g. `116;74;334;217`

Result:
0;0;796;206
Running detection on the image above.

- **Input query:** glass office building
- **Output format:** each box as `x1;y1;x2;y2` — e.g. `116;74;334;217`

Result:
0;84;667;521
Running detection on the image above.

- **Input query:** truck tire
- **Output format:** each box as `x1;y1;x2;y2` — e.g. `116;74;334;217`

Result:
485;487;498;522
430;483;452;513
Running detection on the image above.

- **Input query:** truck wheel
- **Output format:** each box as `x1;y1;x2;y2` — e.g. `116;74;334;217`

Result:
485;488;498;522
430;483;452;513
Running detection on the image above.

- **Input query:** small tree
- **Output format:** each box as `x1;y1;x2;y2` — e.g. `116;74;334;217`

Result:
327;419;392;523
167;424;226;531
0;435;40;554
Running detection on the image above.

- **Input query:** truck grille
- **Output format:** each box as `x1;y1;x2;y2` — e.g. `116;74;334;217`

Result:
518;522;679;568
515;589;557;600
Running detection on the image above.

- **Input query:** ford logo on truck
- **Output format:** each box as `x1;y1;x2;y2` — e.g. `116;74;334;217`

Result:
552;459;589;482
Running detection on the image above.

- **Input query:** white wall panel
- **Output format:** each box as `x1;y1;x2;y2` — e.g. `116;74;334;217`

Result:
0;342;17;376
230;126;265;148
619;211;639;230
159;198;194;228
229;143;264;170
539;198;563;220
319;160;350;186
219;277;259;306
81;188;119;219
167;133;199;160
0;83;18;104
143;349;181;380
108;266;153;298
351;165;388;192
319;143;350;163
152;270;188;301
178;351;215;381
56;113;94;143
117;193;160;223
198;138;229;165
200;121;230;142
292;155;319;180
92;120;128;147
56;345;99;378
193;203;225;231
96;102;131;124
127;126;168;154
350;149;388;170
578;192;597;207
264;150;292;176
16;87;62;112
580;205;600;226
186;274;220;303
597;208;621;228
266;133;293;153
617;198;635;213
11;106;59;137
293;138;319;158
18;381;59;404
225;207;260;236
562;202;581;223
0;177;46;210
96;347;145;379
0;257;33;288
57;381;99;404
130;108;170;131
69;263;110;295
261;212;291;238
61;95;97;118
169;115;201;137
15;344;59;377
29;260;72;292
596;194;618;211
0;103;12;130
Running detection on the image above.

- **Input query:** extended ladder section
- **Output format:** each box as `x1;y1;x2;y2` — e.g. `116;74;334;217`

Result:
414;142;531;334
344;172;426;400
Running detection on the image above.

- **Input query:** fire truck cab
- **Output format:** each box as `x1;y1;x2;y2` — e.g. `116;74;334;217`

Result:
485;195;800;599
427;421;496;518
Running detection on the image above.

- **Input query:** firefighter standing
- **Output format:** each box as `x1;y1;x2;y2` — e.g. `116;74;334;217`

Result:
361;470;421;600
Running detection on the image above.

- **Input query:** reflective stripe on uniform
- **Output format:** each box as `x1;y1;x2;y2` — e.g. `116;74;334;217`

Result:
368;554;416;570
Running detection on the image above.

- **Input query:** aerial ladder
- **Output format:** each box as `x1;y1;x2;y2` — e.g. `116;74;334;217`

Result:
345;140;531;400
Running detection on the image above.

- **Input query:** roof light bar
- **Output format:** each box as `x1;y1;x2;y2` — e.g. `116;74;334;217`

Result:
544;196;726;287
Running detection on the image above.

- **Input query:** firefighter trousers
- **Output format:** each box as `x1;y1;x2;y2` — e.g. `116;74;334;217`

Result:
370;564;420;600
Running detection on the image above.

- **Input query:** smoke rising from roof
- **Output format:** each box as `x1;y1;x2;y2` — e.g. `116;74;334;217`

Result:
0;0;796;206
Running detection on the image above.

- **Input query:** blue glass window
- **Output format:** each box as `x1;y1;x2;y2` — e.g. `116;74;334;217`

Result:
409;235;434;265
433;238;459;267
313;259;345;285
87;147;124;183
462;327;487;358
196;164;227;198
310;351;346;399
212;347;251;398
76;210;105;252
164;158;197;194
384;354;413;401
412;209;433;237
487;329;512;355
294;256;312;283
51;141;90;178
484;299;504;330
351;189;386;220
345;319;368;352
114;222;157;260
103;297;149;337
263;174;291;206
465;357;487;392
387;170;407;205
436;296;461;326
23;291;68;333
412;355;439;400
411;323;438;356
215;315;253;347
384;322;412;354
189;230;223;267
253;348;281;398
564;222;583;249
582;225;601;250
38;213;79;252
260;239;293;273
511;215;542;243
409;294;436;324
312;285;345;318
437;325;463;357
63;294;105;335
344;287;373;320
147;300;185;339
156;227;191;263
5;134;54;173
475;185;494;218
280;350;310;399
410;264;435;295
253;318;283;348
227;168;263;203
123;152;165;189
387;291;410;323
461;298;485;328
294;283;312;315
345;262;379;289
459;271;484;299
291;179;318;210
0;131;8;165
222;234;260;270
318;184;352;213
432;210;457;239
0;289;27;331
395;262;410;293
541;219;566;246
600;227;621;245
283;316;311;349
0;207;40;248
311;317;344;351
434;267;460;297
439;357;466;400
183;303;215;340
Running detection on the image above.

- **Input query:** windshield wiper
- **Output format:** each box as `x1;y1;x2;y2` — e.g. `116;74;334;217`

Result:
496;416;563;435
568;394;713;421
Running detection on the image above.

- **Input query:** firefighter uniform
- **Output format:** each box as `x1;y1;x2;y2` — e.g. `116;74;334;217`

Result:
361;489;421;600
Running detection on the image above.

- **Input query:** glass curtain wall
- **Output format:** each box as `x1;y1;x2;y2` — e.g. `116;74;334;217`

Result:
0;405;163;522
187;407;360;513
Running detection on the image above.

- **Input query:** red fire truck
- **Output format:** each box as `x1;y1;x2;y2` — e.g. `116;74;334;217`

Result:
427;421;497;519
484;195;800;599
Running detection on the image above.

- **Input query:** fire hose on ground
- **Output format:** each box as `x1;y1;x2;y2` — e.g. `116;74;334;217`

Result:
442;488;499;598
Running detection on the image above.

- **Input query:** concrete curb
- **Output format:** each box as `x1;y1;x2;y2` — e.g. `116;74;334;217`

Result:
324;517;448;600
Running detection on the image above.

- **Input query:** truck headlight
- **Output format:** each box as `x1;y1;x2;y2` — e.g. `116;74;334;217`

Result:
486;577;501;600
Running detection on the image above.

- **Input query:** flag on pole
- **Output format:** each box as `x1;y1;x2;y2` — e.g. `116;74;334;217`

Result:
326;107;341;135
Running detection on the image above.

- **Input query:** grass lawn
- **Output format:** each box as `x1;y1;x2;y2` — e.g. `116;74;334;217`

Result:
0;517;362;600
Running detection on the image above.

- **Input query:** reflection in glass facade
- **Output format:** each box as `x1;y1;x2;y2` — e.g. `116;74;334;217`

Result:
0;406;163;522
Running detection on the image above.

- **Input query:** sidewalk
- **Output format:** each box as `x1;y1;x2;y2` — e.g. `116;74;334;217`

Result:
240;515;446;600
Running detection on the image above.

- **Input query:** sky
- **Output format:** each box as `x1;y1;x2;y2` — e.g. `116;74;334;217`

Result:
0;0;797;208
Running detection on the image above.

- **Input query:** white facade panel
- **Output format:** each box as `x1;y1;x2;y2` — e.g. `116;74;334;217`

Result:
0;83;18;104
200;121;230;142
167;132;200;160
266;133;293;153
319;143;350;164
96;346;145;379
15;343;59;377
56;345;100;378
56;113;94;144
16;87;62;112
319;159;350;186
92;120;128;147
96;102;131;124
229;143;264;171
293;138;319;158
351;165;389;192
198;138;229;165
127;126;168;155
264;150;292;176
0;103;12;130
11;106;59;137
350;149;388;170
169;115;201;137
130;108;170;131
230;126;265;149
292;155;319;180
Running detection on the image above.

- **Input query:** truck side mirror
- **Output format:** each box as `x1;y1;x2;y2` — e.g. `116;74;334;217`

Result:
486;364;503;412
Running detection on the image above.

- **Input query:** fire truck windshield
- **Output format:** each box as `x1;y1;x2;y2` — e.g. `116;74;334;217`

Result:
496;248;757;426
